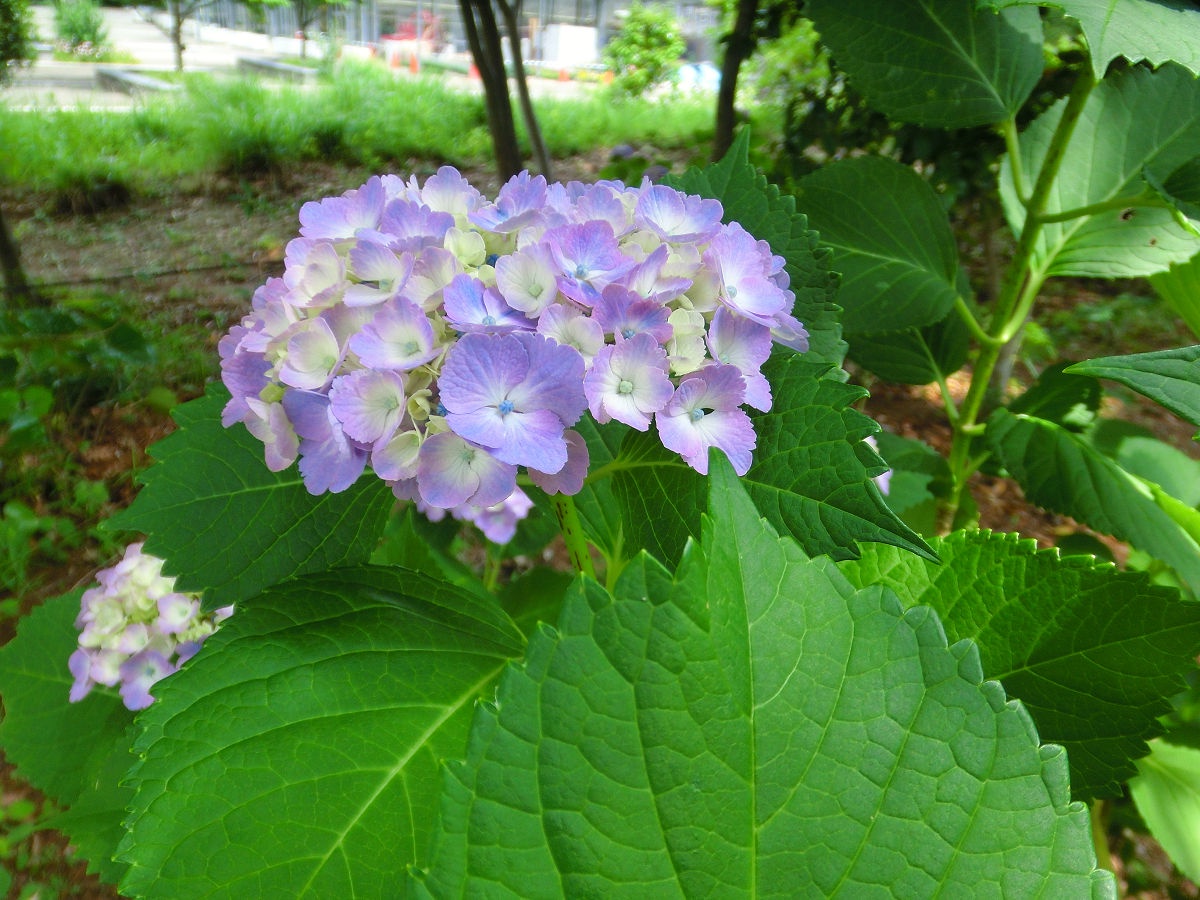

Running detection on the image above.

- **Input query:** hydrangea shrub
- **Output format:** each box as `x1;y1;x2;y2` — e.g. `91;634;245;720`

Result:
6;3;1200;888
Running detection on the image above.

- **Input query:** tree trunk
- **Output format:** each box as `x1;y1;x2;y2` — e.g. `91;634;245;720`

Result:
459;0;523;180
497;0;551;179
170;0;185;72
0;202;40;309
712;0;758;161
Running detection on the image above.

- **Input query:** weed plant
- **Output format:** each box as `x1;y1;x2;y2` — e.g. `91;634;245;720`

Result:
0;61;712;197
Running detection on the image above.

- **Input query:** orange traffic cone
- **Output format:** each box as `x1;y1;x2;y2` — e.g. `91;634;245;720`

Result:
469;62;481;80
410;53;420;74
558;68;569;82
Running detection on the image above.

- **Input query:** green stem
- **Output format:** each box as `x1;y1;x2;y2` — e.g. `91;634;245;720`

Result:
1034;193;1166;225
1091;800;1114;874
944;74;1096;524
954;295;1005;349
1003;117;1030;205
551;494;595;578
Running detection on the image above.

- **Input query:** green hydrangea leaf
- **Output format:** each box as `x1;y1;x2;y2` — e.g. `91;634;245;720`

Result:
806;0;1044;127
667;130;845;370
118;566;524;899
1008;362;1102;431
1149;252;1200;340
987;408;1200;587
107;384;394;610
1130;740;1200;885
1067;345;1200;430
840;530;1200;799
412;460;1113;898
796;156;964;336
605;355;931;567
848;313;970;385
0;590;134;884
981;0;1200;79
1001;64;1200;279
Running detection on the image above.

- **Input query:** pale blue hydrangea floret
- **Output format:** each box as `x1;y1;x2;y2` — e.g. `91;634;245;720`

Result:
69;542;232;711
220;168;808;540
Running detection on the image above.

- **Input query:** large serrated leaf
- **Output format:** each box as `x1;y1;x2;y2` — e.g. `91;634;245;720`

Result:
982;0;1200;78
839;530;1200;800
107;384;395;609
117;566;524;899
667;130;845;370
601;355;931;567
1001;64;1200;278
987;408;1200;587
1068;345;1200;428
412;460;1113;898
0;590;134;885
796;156;963;336
806;0;1044;127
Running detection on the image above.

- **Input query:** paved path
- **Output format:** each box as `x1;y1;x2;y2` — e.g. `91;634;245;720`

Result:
5;4;587;109
6;5;267;108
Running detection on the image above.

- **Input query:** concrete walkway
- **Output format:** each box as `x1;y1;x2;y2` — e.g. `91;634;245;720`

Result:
4;4;587;109
7;5;269;108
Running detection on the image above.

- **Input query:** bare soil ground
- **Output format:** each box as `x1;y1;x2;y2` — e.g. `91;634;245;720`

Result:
4;157;1199;897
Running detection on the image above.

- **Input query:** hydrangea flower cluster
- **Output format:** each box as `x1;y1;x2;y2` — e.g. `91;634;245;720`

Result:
220;168;807;529
69;543;233;711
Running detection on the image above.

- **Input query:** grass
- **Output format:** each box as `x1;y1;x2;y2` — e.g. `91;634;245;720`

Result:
0;59;713;196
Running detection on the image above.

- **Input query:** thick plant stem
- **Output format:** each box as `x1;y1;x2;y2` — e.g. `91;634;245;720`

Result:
552;494;595;578
943;71;1096;524
1091;800;1114;874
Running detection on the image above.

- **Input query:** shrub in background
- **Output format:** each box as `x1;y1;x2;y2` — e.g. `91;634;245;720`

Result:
601;2;685;98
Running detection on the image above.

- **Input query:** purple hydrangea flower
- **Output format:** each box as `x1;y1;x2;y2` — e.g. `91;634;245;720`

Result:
282;390;368;493
584;333;674;430
469;171;548;233
635;183;723;243
329;369;408;446
438;331;587;474
223;167;808;542
443;274;533;333
69;543;231;711
657;364;756;475
547;221;634;305
349;297;440;371
416;430;517;508
299;175;386;240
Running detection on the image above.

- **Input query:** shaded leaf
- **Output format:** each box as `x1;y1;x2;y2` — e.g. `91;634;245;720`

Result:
987;408;1200;587
668;130;845;369
807;0;1044;127
849;312;970;385
1149;252;1200;340
118;566;524;899
1131;740;1200;884
0;590;133;884
873;431;952;536
1008;362;1102;431
982;0;1200;78
107;384;394;610
1068;345;1200;428
796;156;963;335
1001;64;1200;278
840;530;1200;799
1088;419;1200;505
413;461;1112;897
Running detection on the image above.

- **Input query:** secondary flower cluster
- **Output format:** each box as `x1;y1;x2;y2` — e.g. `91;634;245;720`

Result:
69;543;232;711
220;168;806;530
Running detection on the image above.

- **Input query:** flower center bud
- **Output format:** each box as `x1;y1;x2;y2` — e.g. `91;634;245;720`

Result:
498;399;515;415
617;379;634;395
726;285;738;299
689;408;706;422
